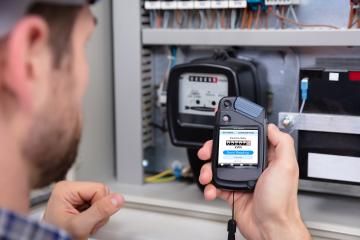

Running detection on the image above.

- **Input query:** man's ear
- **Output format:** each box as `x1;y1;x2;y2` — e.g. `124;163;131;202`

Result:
4;16;50;112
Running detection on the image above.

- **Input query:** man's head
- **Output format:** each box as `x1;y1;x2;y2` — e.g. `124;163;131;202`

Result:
0;0;97;188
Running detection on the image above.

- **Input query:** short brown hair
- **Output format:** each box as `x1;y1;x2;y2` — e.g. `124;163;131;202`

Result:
27;3;82;67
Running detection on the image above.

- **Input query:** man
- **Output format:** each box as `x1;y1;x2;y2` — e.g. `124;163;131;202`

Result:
198;124;312;239
0;0;123;239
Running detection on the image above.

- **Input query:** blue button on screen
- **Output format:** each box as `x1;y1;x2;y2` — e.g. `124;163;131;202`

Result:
223;150;254;155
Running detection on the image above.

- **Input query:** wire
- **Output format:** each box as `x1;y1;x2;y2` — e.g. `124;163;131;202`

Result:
216;10;221;29
236;8;243;28
349;7;359;28
289;5;300;29
231;9;237;29
289;78;308;134
247;11;253;29
265;9;270;29
155;10;163;28
227;192;236;240
271;10;340;29
285;5;291;19
163;10;170;29
145;161;186;184
185;10;192;29
177;10;189;28
254;7;261;29
150;122;167;132
175;10;183;28
289;99;306;134
275;7;281;29
149;10;156;28
191;10;198;29
208;9;216;29
199;9;207;29
357;6;360;28
349;1;355;28
241;8;248;29
156;46;176;111
221;9;227;29
145;169;176;183
280;6;285;29
299;99;306;114
146;169;172;179
232;191;235;220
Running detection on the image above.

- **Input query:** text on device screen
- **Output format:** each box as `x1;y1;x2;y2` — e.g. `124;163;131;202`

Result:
218;129;259;166
178;73;228;117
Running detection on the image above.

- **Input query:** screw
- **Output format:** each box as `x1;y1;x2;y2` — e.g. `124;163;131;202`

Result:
282;116;293;128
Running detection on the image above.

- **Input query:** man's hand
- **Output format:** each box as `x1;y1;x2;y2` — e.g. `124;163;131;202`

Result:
43;181;124;240
198;124;311;240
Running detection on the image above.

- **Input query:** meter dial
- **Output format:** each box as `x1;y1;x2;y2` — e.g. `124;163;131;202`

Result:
178;73;229;116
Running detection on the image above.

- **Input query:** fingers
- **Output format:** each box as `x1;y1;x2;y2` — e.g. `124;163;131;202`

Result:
197;140;213;161
204;184;217;201
69;193;124;239
199;162;212;185
90;218;109;235
199;162;235;203
54;181;110;204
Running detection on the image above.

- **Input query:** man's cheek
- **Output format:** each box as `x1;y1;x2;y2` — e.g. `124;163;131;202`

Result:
77;55;89;101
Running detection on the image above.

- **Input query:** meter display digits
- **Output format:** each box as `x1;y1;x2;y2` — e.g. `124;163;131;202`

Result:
178;73;228;117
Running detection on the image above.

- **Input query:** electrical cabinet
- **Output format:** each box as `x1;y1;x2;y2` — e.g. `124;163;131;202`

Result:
111;1;360;239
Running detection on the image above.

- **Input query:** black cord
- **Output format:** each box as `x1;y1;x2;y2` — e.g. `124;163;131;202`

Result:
232;191;235;219
227;192;237;240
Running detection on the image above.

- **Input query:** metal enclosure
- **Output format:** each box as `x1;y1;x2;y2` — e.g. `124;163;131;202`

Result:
112;0;360;197
113;0;144;184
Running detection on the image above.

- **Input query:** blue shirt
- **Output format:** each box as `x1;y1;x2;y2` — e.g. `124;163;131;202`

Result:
0;208;71;240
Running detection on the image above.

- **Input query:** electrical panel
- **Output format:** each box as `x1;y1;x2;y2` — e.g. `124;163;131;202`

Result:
138;0;360;198
144;0;360;30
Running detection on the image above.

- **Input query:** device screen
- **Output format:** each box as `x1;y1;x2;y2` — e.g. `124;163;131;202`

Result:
218;128;259;167
178;73;228;117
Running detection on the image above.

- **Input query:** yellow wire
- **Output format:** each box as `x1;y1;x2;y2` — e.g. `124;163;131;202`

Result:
145;176;176;184
145;169;172;180
145;169;176;183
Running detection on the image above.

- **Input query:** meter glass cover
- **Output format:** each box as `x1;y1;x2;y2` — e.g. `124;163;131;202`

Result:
178;73;228;117
218;128;259;167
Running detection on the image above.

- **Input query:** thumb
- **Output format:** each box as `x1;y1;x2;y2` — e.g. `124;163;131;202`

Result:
68;193;124;239
267;124;298;172
267;124;295;156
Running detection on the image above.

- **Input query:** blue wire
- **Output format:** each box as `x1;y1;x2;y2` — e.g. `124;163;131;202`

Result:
301;78;309;101
170;46;177;68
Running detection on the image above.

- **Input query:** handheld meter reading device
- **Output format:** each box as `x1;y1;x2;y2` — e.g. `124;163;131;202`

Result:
212;97;267;190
